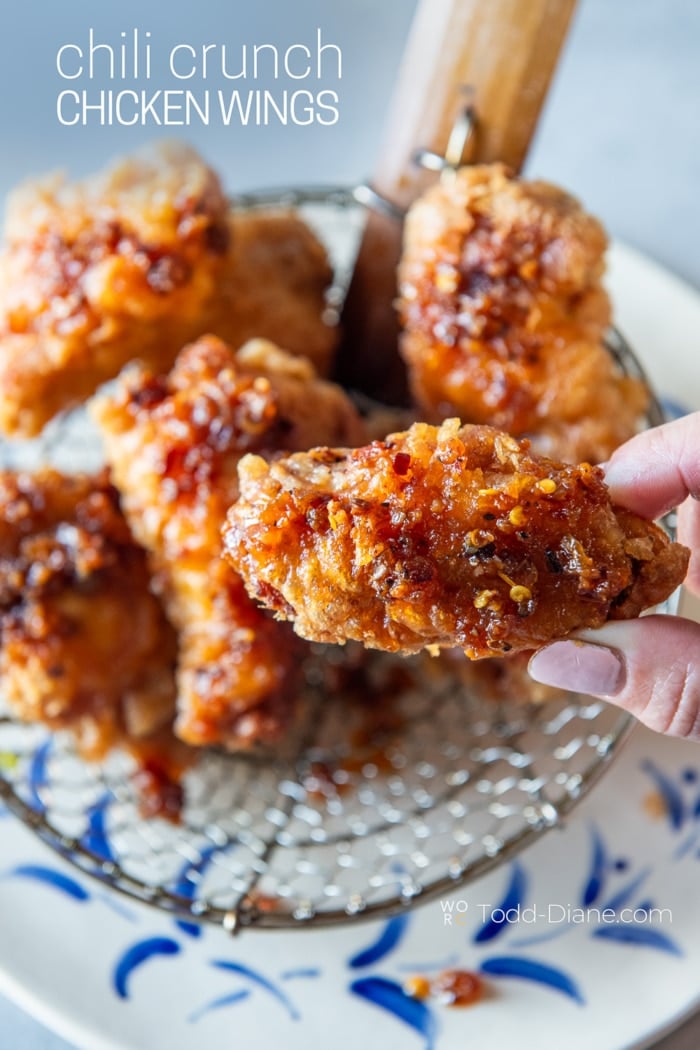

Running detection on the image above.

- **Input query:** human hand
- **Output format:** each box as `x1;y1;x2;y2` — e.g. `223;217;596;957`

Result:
528;411;700;737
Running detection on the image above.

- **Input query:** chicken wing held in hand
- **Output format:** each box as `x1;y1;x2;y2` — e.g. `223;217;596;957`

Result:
93;335;365;750
0;142;337;437
0;469;177;758
224;420;688;658
398;164;648;463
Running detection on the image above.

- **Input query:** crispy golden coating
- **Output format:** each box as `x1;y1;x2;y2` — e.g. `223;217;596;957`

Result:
212;209;338;376
0;469;176;758
0;143;337;437
0;143;230;437
225;420;688;658
93;335;365;749
398;165;648;463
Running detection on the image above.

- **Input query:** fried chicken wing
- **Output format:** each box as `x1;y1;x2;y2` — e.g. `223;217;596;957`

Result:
213;209;338;376
398;165;648;463
0;143;337;437
224;420;688;658
0;469;176;757
93;335;365;749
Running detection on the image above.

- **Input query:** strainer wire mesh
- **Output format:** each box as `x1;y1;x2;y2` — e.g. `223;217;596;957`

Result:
0;185;668;932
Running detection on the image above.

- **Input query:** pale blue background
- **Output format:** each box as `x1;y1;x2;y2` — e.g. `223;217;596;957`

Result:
0;0;698;1046
0;0;698;284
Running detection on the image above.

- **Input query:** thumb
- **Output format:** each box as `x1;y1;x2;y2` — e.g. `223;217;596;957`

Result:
528;616;700;739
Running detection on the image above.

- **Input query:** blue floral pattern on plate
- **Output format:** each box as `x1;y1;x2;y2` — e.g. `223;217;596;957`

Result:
2;747;693;1049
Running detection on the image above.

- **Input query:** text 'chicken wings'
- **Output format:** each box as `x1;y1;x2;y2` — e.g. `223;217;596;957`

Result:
93;335;365;750
0;143;337;437
0;469;176;757
398;164;648;463
225;420;688;658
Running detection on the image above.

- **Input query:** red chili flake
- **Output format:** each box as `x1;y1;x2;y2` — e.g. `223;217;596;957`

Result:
393;452;411;475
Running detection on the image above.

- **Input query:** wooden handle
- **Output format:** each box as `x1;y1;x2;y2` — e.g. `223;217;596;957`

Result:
376;0;577;207
334;0;577;402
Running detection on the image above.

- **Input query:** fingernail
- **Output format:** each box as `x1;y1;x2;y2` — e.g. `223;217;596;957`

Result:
528;640;625;696
601;458;640;497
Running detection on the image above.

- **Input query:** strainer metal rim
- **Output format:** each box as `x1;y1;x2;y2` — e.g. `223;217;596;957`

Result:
0;182;671;933
0;709;638;933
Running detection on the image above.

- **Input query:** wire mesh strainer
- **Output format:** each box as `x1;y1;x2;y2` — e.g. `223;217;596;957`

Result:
0;185;668;932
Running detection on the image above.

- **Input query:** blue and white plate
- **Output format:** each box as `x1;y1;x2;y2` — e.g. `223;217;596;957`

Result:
0;243;699;1050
